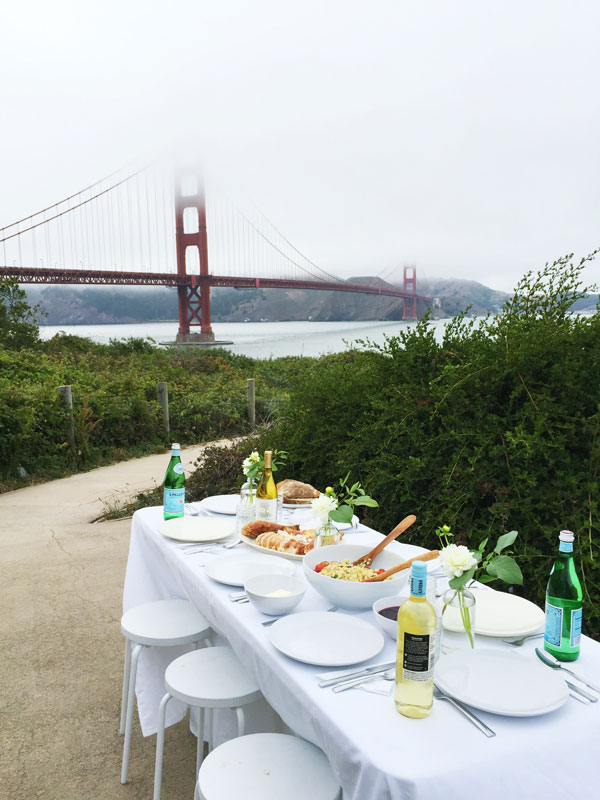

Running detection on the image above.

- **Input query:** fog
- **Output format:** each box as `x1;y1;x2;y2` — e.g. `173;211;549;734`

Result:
2;1;599;292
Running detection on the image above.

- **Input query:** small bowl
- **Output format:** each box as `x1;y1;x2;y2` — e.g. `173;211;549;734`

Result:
244;574;306;616
303;543;410;609
372;595;408;639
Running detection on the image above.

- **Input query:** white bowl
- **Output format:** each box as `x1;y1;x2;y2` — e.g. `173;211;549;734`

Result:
303;543;410;609
244;574;306;616
372;594;408;639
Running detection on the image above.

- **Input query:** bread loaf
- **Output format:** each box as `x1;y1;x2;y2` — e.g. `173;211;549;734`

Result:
276;479;320;504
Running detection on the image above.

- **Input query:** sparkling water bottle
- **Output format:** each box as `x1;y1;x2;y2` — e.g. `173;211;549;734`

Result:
163;443;185;520
544;530;583;661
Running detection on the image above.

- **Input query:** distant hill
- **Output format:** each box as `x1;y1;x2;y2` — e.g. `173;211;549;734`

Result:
24;279;596;326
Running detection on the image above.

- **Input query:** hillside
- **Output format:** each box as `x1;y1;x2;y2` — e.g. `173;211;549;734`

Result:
25;276;520;325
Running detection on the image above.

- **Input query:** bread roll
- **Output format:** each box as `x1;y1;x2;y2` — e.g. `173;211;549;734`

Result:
276;479;320;504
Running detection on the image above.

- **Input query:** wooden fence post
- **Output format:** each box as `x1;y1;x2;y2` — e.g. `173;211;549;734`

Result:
58;385;76;450
247;378;256;428
157;381;170;434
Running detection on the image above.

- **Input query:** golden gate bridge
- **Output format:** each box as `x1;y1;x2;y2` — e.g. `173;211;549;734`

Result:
0;163;434;343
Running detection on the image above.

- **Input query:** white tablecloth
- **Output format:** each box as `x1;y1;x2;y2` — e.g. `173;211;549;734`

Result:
123;505;600;800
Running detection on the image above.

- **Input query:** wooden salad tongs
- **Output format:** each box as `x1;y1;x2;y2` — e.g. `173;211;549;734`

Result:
362;549;439;582
352;514;417;566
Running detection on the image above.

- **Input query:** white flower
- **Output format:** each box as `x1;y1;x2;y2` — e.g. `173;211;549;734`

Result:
242;451;260;475
311;494;338;524
439;544;478;579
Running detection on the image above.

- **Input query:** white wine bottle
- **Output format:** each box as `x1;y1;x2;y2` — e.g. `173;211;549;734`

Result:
395;561;437;718
255;450;278;522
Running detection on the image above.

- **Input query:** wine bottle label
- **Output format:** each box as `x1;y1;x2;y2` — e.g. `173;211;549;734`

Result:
402;633;433;681
544;602;563;646
254;497;277;522
570;608;582;647
173;463;184;475
164;488;185;515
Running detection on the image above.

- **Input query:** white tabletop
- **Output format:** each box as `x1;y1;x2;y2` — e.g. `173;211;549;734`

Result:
123;504;600;800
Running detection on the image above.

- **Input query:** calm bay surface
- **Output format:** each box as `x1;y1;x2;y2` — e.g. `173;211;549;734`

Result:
38;319;452;358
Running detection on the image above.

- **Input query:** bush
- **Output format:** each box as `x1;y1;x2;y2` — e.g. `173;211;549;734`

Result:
266;256;600;639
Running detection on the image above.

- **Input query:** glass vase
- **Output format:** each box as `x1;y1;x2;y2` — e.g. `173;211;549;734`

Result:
236;482;255;535
314;520;342;548
441;587;476;648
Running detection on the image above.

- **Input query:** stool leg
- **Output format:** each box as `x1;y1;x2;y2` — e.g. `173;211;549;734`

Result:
205;708;213;752
119;638;132;734
153;692;173;800
195;706;205;776
121;642;143;784
234;706;246;737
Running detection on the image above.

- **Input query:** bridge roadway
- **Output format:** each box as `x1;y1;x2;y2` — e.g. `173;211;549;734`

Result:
0;266;432;302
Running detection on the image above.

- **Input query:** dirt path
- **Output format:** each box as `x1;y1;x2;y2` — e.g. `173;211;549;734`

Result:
0;441;234;800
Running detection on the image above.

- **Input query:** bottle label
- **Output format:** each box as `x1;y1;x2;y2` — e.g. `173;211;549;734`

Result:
559;541;573;553
570;608;582;647
544;602;563;647
402;633;433;681
164;488;185;515
254;497;277;522
410;572;426;598
173;463;184;475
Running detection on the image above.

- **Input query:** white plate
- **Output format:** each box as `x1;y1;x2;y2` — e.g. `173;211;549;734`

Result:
201;494;239;515
240;534;305;562
441;589;545;638
205;554;296;586
157;517;235;542
435;648;568;716
282;500;316;508
269;611;385;666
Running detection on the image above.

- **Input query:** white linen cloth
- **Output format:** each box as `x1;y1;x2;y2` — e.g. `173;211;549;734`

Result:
124;504;600;800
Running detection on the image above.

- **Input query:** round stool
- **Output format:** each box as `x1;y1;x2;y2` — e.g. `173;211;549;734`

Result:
153;646;262;800
120;599;212;785
194;733;341;800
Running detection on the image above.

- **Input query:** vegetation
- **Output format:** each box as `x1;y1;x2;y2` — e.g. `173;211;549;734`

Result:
3;257;599;639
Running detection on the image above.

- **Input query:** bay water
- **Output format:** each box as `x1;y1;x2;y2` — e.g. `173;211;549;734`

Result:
38;318;452;359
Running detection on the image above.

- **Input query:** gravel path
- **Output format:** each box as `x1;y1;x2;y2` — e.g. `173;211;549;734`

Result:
0;441;233;799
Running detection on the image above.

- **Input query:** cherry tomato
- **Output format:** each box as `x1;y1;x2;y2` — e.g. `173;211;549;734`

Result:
376;569;386;574
314;561;329;573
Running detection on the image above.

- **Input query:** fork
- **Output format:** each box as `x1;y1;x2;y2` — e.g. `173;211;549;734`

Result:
433;685;496;737
502;632;544;646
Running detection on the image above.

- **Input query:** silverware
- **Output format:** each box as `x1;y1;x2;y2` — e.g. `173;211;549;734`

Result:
565;680;597;703
318;660;396;688
569;690;591;704
535;648;600;694
433;685;496;737
502;632;544;646
332;668;395;693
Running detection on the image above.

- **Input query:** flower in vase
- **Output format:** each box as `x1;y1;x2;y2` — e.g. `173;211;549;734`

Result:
311;494;338;525
439;544;478;580
242;451;260;476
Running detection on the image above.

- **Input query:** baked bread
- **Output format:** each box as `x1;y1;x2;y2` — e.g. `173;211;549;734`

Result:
255;529;315;556
241;520;300;539
276;479;320;504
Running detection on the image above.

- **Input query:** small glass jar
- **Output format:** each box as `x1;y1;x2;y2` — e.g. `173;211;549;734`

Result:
314;519;343;548
236;482;255;535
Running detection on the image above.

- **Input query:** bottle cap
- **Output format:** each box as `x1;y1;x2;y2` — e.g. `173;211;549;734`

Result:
172;442;180;450
559;530;574;542
411;561;427;580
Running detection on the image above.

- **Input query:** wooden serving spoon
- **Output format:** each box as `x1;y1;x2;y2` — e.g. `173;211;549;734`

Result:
352;514;417;566
362;549;439;582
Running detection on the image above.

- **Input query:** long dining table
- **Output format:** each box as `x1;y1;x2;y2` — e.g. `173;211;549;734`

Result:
123;502;600;800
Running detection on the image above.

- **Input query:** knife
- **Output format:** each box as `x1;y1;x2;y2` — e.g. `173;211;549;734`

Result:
318;662;396;688
535;648;600;694
566;680;598;703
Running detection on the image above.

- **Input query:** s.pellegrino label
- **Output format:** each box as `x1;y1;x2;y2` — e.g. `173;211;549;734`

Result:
164;487;185;516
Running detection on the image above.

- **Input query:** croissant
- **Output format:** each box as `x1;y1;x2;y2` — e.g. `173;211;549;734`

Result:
241;520;300;540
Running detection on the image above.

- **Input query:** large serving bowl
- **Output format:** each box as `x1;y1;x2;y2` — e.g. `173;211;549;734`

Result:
303;543;410;609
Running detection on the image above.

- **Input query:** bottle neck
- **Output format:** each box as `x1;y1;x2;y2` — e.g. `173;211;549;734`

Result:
410;571;427;598
559;541;573;554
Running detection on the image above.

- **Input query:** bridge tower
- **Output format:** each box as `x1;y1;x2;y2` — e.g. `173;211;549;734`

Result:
174;173;215;343
402;265;417;320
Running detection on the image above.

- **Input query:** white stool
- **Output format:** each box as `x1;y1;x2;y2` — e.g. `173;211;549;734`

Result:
120;599;212;784
153;646;262;800
194;733;341;800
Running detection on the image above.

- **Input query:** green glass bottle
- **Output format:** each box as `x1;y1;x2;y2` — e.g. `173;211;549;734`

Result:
163;443;185;520
544;530;582;662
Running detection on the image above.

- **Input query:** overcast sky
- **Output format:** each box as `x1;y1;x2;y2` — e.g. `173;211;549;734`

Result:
2;0;599;292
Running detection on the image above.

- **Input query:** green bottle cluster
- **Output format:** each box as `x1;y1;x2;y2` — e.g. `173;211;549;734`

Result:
544;530;583;662
163;443;185;520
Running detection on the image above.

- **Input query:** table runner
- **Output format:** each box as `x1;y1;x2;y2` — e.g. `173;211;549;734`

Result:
124;505;600;800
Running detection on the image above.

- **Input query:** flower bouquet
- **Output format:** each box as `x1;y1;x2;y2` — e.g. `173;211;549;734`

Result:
311;473;378;546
